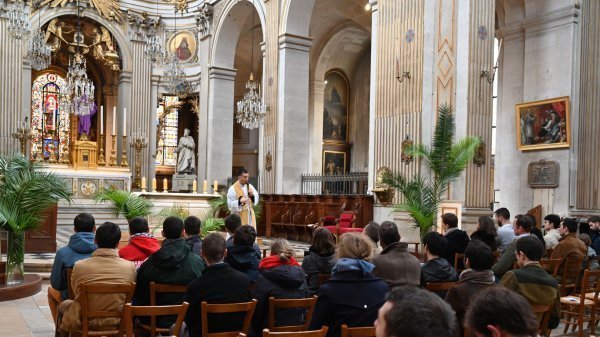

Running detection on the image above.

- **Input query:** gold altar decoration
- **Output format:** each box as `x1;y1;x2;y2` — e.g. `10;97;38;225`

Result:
40;0;123;23
72;140;98;169
130;133;148;189
120;136;129;167
97;134;106;166
401;135;414;164
109;135;117;166
372;166;395;206
12;120;33;156
166;0;188;13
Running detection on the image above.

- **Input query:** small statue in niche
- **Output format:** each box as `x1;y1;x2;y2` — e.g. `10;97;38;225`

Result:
401;135;414;164
174;128;196;174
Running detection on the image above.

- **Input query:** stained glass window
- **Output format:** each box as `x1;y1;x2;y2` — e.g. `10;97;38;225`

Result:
155;96;179;166
30;73;69;162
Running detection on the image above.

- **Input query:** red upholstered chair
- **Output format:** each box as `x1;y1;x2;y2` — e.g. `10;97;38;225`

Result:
324;212;363;239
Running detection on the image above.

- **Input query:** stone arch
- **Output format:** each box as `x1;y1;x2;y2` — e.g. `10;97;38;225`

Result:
280;0;316;36
314;23;371;80
211;0;266;69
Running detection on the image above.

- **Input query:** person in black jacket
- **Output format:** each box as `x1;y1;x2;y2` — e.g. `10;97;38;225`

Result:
184;216;203;256
421;232;458;287
250;239;309;336
301;227;337;295
184;233;252;337
470;216;498;251
441;213;470;269
225;225;261;282
309;233;389;337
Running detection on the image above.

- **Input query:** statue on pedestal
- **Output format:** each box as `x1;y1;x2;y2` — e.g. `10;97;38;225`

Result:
172;128;197;192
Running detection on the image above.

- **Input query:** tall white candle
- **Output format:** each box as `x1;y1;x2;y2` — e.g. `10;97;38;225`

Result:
112;106;116;135
123;108;127;136
100;106;104;134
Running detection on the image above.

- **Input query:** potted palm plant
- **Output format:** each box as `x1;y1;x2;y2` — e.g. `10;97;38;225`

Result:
0;154;72;284
94;188;153;222
382;104;480;238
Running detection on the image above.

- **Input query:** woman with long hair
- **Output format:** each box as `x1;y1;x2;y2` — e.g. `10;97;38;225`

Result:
250;239;308;336
301;227;337;295
470;216;498;251
309;233;389;337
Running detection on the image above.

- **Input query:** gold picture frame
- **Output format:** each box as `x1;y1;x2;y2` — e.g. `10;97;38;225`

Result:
515;96;570;151
323;70;349;144
322;150;346;175
167;30;197;64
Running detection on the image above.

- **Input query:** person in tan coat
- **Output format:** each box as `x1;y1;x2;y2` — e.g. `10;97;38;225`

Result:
57;222;136;335
547;218;587;272
372;221;421;287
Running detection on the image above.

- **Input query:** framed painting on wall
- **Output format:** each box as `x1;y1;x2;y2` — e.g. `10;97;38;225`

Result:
515;96;570;151
323;70;349;143
167;30;197;63
322;150;346;175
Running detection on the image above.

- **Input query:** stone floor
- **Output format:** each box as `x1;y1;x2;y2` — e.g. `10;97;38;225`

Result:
0;226;596;336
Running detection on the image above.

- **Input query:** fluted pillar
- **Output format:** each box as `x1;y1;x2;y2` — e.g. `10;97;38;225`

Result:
0;18;24;155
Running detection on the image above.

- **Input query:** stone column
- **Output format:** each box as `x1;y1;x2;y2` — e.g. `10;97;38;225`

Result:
206;66;236;185
309;80;325;174
367;0;379;191
276;34;312;194
196;3;214;182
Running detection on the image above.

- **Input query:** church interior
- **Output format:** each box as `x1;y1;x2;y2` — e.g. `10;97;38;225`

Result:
0;0;598;336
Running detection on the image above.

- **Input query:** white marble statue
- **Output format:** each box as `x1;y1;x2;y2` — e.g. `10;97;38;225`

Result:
175;128;196;174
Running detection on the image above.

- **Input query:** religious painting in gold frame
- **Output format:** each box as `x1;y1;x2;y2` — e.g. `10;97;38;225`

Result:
515;96;570;151
323;70;349;144
323;150;346;175
167;30;197;63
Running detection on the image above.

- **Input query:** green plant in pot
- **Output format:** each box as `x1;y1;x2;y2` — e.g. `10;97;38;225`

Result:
203;193;263;237
0;154;73;284
94;188;153;222
382;104;480;238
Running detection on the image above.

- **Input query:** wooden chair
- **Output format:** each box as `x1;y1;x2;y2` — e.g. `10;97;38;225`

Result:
268;296;317;332
340;324;375;337
532;304;553;337
136;282;189;336
201;300;257;337
78;283;136;337
425;282;457;293
124;302;189;337
454;253;465;273
66;267;75;300
262;326;328;337
540;258;561;277
586;255;600;270
560;269;600;337
557;253;586;296
317;274;331;287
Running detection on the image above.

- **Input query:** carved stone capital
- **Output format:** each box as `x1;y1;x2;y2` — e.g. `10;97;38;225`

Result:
195;3;213;39
126;10;160;42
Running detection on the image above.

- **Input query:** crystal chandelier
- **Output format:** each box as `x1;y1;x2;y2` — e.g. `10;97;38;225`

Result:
235;2;266;129
27;4;52;71
163;53;191;97
7;1;32;40
64;53;96;116
145;0;165;64
236;73;266;129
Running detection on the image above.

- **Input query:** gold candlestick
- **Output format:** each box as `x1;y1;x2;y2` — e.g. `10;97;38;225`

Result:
121;135;129;167
97;133;106;166
11;122;33;156
130;133;148;189
109;135;117;166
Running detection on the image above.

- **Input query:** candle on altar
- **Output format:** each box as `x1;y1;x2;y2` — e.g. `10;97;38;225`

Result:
123;108;127;136
100;106;104;134
141;177;147;190
163;178;168;191
203;180;208;193
213;180;218;192
192;179;197;193
112;107;116;135
152;178;157;191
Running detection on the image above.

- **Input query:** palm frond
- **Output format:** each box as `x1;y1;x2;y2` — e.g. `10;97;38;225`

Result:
429;103;456;176
94;188;153;221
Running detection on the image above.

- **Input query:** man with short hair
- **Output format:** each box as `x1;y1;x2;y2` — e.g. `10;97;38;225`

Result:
465;287;539;337
420;232;458;287
492;214;533;279
543;214;561;250
374;286;457;337
440;213;470;268
372;221;421;287
589;216;600;254
225;225;261;282
495;207;515;253
548;218;587;271
118;216;160;268
224;213;242;246
48;213;97;324
445;240;497;333
57;222;136;335
501;235;560;324
184;215;203;255
135;216;205;328
184;233;252;337
227;168;259;228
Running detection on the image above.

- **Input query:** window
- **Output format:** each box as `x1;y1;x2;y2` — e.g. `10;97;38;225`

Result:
31;73;69;161
155;96;179;166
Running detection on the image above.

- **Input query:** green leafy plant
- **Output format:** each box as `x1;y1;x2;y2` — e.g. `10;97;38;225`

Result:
382;104;480;238
207;193;263;222
0;154;73;283
201;217;225;237
94;188;153;221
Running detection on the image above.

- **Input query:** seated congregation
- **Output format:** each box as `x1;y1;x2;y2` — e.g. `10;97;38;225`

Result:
46;209;600;337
